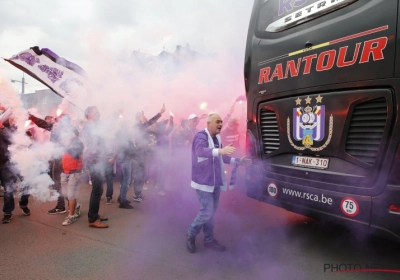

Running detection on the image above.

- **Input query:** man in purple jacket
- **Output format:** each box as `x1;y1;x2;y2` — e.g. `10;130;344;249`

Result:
186;113;250;253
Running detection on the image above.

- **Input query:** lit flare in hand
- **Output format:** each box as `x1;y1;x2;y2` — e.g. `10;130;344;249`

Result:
56;108;63;116
200;102;208;110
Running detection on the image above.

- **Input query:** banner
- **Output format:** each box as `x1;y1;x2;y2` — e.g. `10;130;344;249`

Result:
3;46;91;101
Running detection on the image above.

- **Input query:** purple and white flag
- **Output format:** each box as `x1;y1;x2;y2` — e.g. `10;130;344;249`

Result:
4;46;91;100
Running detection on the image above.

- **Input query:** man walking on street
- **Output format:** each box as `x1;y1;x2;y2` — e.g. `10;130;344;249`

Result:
130;104;166;203
186;113;250;253
82;106;109;228
29;113;67;214
1;116;31;223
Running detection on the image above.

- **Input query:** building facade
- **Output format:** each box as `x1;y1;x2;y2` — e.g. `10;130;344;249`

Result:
20;89;62;116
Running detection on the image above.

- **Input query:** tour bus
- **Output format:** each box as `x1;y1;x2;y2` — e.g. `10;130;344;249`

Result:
244;0;400;239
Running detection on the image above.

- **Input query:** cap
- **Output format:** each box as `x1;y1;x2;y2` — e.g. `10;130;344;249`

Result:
188;114;198;120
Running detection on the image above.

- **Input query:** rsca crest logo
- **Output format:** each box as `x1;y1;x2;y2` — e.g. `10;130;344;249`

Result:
287;95;333;151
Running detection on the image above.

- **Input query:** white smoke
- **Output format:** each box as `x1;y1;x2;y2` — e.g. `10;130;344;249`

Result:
0;0;250;203
0;78;61;202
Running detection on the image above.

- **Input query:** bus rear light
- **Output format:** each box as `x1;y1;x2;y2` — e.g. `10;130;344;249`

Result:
247;175;257;182
389;204;400;213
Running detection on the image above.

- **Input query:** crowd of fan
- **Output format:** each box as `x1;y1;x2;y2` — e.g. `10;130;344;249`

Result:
0;102;243;228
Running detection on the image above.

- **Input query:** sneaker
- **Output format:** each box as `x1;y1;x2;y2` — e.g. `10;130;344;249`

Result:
20;206;31;216
132;195;146;202
106;197;112;205
119;202;134;209
157;191;166;196
74;203;81;218
62;215;77;226
2;214;12;224
186;233;196;253
204;239;226;252
48;207;67;214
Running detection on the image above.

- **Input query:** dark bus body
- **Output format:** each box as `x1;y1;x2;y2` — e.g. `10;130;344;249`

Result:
244;0;400;239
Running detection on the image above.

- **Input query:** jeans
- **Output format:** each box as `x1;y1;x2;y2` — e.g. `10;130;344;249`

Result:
156;148;169;191
105;161;114;199
2;163;30;214
170;148;190;207
87;164;104;223
132;158;146;197
51;159;65;209
188;187;221;243
119;159;132;203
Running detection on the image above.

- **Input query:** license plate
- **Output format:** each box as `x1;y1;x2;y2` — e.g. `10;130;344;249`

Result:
292;155;329;169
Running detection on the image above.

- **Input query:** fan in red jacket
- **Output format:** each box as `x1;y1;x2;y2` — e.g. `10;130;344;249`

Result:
60;119;84;226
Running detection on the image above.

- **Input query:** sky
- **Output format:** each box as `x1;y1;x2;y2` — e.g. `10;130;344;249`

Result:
0;0;253;94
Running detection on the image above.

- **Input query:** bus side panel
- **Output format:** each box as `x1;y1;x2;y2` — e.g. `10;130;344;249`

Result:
395;1;400;77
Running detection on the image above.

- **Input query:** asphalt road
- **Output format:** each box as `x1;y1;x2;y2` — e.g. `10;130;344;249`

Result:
0;177;399;280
